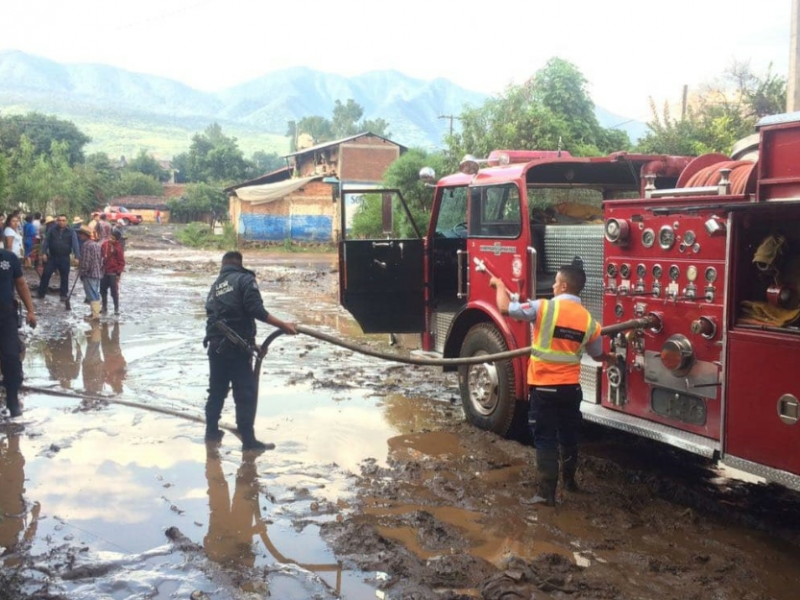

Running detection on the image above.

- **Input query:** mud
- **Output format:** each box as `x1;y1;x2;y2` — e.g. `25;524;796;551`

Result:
2;226;800;599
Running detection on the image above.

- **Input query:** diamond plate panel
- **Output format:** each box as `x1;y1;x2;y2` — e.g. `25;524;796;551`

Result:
722;455;800;492
543;225;604;321
433;311;457;354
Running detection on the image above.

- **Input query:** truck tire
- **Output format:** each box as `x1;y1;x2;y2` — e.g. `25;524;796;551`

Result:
458;323;517;436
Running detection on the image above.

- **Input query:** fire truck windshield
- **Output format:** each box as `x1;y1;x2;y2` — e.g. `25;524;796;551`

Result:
434;187;468;238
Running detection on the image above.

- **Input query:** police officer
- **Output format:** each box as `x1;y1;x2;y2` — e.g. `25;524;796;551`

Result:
205;251;297;451
492;265;610;506
37;214;80;300
0;246;36;417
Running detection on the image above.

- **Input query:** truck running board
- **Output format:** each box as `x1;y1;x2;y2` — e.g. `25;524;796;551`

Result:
580;403;719;459
721;455;800;493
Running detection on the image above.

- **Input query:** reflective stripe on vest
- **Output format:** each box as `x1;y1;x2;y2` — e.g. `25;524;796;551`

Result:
531;299;595;364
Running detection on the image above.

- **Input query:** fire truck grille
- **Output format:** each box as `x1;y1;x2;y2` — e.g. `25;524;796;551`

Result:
543;225;604;322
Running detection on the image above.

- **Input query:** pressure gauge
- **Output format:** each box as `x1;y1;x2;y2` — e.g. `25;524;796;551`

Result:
705;266;718;283
636;264;647;278
669;265;680;281
686;265;698;282
684;230;697;246
659;225;676;250
605;218;630;245
606;263;618;277
620;263;631;279
652;264;663;279
615;303;624;318
642;228;655;248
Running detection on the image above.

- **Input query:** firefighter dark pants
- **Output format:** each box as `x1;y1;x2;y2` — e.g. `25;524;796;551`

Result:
38;255;70;298
0;309;23;412
206;347;257;435
100;274;119;311
529;384;582;485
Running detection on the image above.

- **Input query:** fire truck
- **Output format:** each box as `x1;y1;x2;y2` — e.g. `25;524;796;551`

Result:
336;112;800;491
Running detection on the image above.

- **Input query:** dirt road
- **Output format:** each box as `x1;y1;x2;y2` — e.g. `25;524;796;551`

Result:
1;226;799;599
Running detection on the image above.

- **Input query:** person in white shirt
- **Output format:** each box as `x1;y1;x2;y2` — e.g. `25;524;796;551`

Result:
4;214;24;258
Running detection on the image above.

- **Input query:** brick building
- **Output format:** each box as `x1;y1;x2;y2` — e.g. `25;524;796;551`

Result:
227;133;406;242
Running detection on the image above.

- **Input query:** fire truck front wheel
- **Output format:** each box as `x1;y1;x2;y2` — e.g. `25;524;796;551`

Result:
458;323;516;436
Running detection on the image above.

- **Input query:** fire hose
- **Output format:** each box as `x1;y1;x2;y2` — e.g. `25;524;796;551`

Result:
15;314;659;429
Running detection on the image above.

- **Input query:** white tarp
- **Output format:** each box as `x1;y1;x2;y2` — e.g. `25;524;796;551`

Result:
234;176;320;205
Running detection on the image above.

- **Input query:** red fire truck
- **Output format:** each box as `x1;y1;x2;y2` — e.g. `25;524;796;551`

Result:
336;112;800;491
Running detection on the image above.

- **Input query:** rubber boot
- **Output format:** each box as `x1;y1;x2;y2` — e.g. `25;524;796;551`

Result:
89;301;101;321
240;429;275;453
522;449;558;506
562;446;580;492
205;420;225;442
101;299;108;314
6;389;22;418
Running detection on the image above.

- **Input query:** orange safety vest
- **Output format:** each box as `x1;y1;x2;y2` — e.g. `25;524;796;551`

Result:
527;298;601;386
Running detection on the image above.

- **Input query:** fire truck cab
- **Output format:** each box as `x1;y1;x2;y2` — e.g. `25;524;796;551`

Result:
337;112;800;491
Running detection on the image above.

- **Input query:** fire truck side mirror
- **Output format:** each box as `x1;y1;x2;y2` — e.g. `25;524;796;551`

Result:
419;167;437;184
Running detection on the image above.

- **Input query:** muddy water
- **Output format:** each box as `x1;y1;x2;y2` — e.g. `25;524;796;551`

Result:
3;253;800;600
1;260;447;599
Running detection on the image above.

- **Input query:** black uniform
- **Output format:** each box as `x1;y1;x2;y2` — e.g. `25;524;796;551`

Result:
38;225;80;299
204;264;270;442
0;250;24;416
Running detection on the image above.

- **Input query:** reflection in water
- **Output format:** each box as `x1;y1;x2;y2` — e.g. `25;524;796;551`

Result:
0;431;39;567
43;328;82;388
102;322;127;394
82;323;104;395
203;446;344;593
204;445;260;568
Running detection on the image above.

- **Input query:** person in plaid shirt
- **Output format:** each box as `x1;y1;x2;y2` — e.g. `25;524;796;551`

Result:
77;226;103;320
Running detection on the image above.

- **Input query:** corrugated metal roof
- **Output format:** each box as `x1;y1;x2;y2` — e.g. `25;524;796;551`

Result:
283;132;406;158
224;166;293;193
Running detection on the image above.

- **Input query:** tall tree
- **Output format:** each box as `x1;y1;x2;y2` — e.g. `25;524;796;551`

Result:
332;99;364;138
250;150;285;175
447;58;629;159
0;112;90;165
127;149;169;181
184;123;251;184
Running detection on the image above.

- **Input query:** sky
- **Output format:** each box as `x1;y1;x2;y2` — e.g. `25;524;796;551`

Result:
2;0;792;122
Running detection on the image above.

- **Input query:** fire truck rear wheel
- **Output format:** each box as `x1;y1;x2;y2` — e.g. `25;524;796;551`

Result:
458;323;517;436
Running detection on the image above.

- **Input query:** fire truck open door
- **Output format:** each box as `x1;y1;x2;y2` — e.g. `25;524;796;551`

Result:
338;188;425;334
724;205;800;485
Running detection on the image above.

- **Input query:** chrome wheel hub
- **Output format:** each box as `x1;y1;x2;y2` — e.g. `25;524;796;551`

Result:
466;351;499;416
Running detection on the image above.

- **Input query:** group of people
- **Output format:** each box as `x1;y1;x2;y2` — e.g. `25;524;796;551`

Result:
33;212;126;318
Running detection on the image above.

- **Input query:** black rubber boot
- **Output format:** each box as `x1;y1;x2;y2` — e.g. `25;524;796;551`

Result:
240;429;275;453
205;420;225;442
562;445;579;492
6;389;21;418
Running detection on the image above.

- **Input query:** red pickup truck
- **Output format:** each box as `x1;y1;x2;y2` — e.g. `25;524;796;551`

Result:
92;206;144;225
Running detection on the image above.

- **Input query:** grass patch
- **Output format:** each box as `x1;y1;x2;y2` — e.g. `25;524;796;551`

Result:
175;222;238;250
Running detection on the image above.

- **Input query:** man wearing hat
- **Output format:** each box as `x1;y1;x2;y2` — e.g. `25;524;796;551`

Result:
71;216;84;230
38;214;80;300
77;226;103;320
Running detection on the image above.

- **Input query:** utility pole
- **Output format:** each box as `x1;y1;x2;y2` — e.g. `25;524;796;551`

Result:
438;114;461;137
789;0;800;112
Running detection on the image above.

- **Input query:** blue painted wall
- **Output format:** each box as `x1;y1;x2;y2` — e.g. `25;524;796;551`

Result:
239;213;332;242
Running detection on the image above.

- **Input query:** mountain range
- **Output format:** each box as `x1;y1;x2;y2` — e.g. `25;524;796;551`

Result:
0;50;648;159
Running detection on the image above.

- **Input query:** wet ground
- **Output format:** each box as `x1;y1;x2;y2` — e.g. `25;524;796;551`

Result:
2;225;800;599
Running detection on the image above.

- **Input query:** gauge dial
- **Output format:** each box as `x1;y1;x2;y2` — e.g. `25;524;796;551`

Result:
652;264;663;279
705;266;717;283
642;228;655;248
686;265;698;282
606;263;618;277
615;303;624;318
636;264;647;278
669;265;680;281
659;225;676;250
684;230;697;246
619;263;631;279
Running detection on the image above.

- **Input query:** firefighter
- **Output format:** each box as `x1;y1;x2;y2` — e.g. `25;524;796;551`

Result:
491;265;610;506
204;251;297;451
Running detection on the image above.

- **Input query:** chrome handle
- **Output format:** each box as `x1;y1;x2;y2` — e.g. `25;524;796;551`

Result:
373;259;386;269
457;250;467;299
527;246;538;300
371;241;393;248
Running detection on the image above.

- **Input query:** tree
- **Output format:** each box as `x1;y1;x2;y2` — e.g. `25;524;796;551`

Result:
447;58;629;159
332;99;364;138
167;182;227;223
182;124;251;184
294;116;334;145
127;149;169;182
361;117;391;138
0;112;90;165
113;171;163;197
636;62;787;155
250;150;284;175
351;148;448;237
